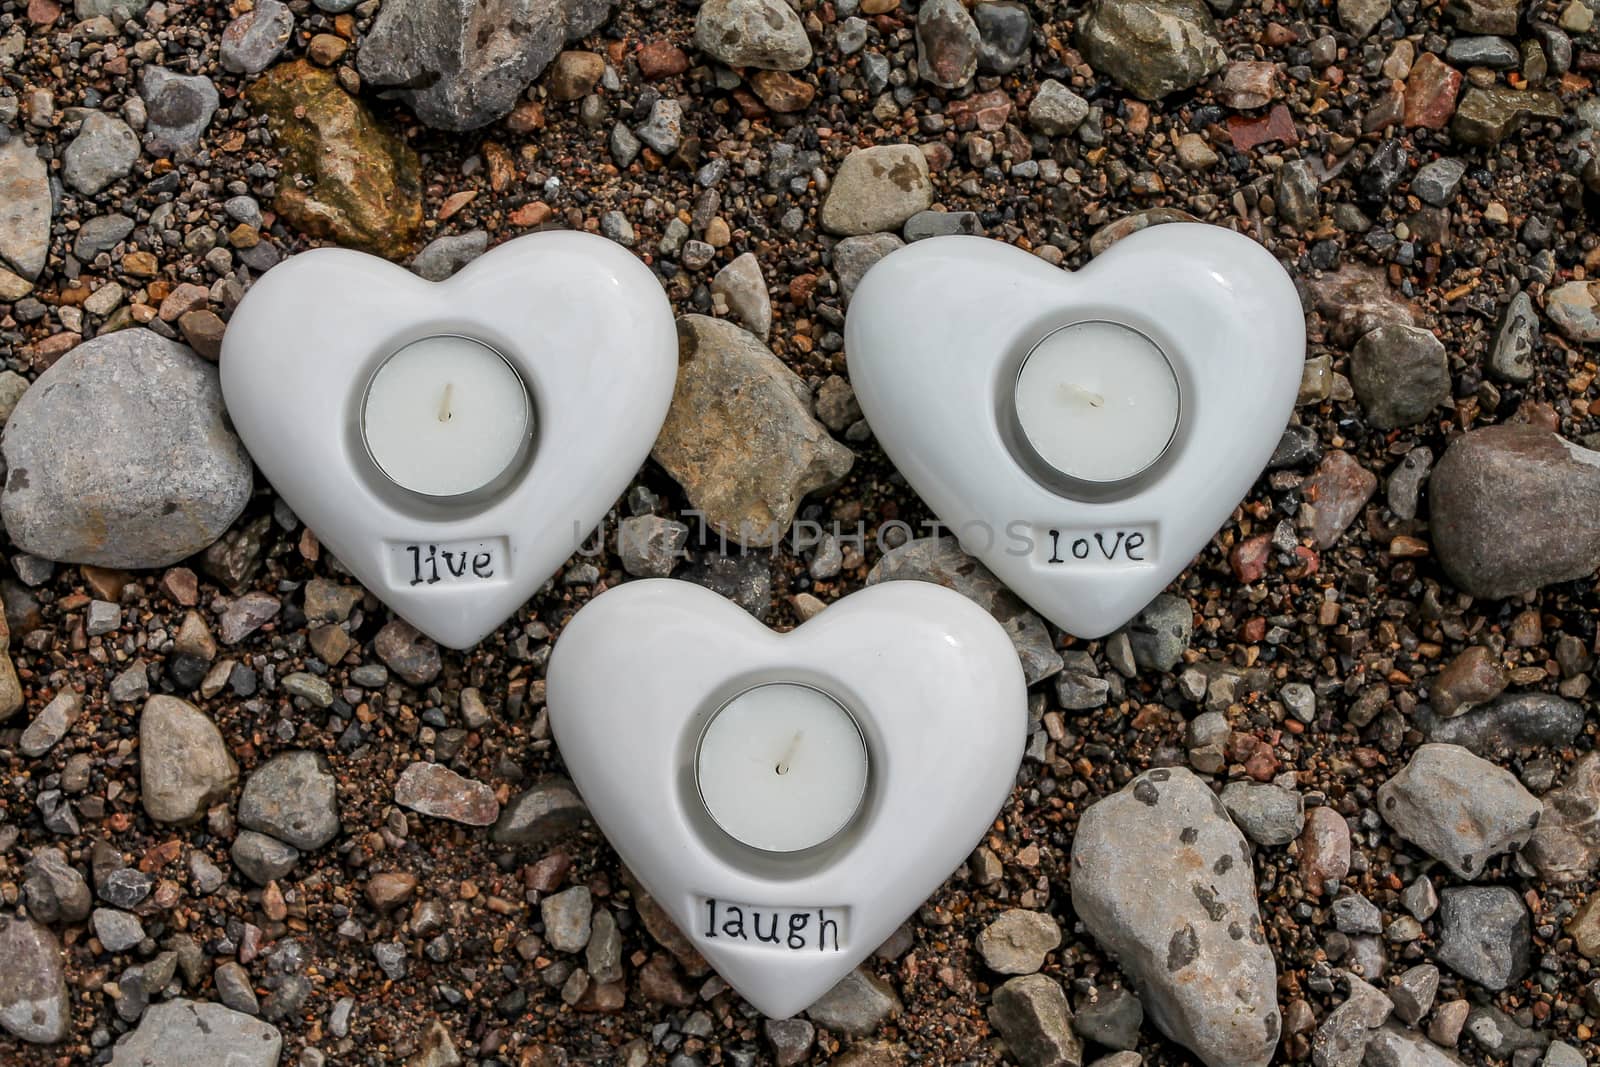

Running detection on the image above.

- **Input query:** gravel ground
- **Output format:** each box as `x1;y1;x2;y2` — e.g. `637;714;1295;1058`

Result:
2;0;1600;1062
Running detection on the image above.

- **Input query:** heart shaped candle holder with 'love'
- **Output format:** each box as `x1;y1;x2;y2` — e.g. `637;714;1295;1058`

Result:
219;231;678;649
845;223;1306;640
547;579;1029;1019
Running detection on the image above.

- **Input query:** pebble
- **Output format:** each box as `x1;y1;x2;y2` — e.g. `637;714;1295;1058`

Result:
1429;645;1506;717
1;330;252;568
1429;426;1600;598
1410;158;1466;207
987;974;1084;1067
62;111;139;195
91;907;145;952
138;67;219;157
1221;782;1304;846
491;777;590;845
410;231;488;281
1451;86;1561;146
1124;593;1191;672
231;830;302;884
1434;886;1529;990
903;210;981;241
635;98;683;156
652;315;853;546
541;885;592;952
220;0;293;74
375;620;442;685
395;761;500;826
1077;0;1226;100
915;0;981;89
1364;1023;1462;1066
238;751;341;851
20;689;81;757
618;515;689;577
764;1018;817;1066
1445;35;1519;68
1524;751;1600;883
1337;0;1389;36
820;145;934;236
976;909;1062;974
1073;986;1142;1049
1349;325;1449;430
975;1;1031;73
247;61;423;257
358;0;563;129
73;213;134;261
1300;806;1352;896
1546;280;1600;343
140;696;238;825
214;961;260;1015
0;917;70;1044
1276;160;1320;228
1308;263;1420;347
1028;79;1090;135
833;233;904;303
1311;973;1390;1067
219;592;281;645
806;968;903;1036
868;536;1062;684
1071;767;1279;1067
711;252;773;340
108;999;281;1067
1385;446;1432;521
1377;743;1539;880
1388;965;1438;1026
1487;291;1537;383
22;848;92;924
1301;450;1377;549
0;135;51;280
692;0;814;71
1420;691;1584;755
1331;894;1382;935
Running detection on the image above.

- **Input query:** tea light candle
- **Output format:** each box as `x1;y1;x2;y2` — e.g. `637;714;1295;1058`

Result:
362;335;533;497
696;683;869;853
1013;321;1181;483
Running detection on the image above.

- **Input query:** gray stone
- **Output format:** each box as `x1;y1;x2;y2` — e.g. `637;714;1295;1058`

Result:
1435;886;1529;990
1445;35;1519;68
764;1018;817;1066
62;111;139;195
1429;426;1600;599
1311;974;1390;1067
1420;692;1585;755
1276;159;1320;229
1071;767;1279;1067
807;968;903;1036
1089;1056;1142;1067
1364;1023;1467;1066
1462;1005;1541;1058
618;515;689;577
372;942;407;980
821;145;934;236
1337;0;1390;36
1221;781;1304;846
976;910;1062;975
139;68;219;157
491;777;590;846
653;315;853;547
1077;0;1225;100
231;829;301;884
219;592;281;645
1028;79;1090;135
712;252;772;340
902;209;981;241
1331;895;1382;935
869;536;1062;684
374;619;441;685
238;751;341;851
74;213;134;260
358;0;564;130
1546;280;1600;343
0;917;70;1044
635;98;683;156
1377;743;1539;880
213;961;259;1015
833;233;904;303
1350;325;1449;430
916;0;981;89
1488;291;1538;384
92;908;145;952
1123;593;1191;672
1524;751;1600;884
140;696;238;825
1073;987;1142;1050
0;135;50;280
22;848;92;924
20;689;81;758
1388;965;1438;1026
1;330;252;568
975;0;1032;73
1411;158;1466;207
1386;446;1432;522
410;230;488;281
586;909;623;983
541;885;592;953
693;0;814;70
109;998;282;1067
220;0;294;74
988;974;1084;1067
1543;1042;1586;1067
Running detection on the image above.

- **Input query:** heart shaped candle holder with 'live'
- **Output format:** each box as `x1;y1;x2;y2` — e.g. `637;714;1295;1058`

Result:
547;579;1028;1019
844;222;1306;639
220;231;678;649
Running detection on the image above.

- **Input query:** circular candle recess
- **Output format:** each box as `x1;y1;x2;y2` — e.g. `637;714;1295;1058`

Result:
362;335;533;498
696;682;869;854
1012;320;1181;484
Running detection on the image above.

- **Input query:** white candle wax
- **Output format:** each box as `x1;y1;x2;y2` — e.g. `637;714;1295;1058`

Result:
1013;321;1181;483
696;683;869;853
362;335;532;497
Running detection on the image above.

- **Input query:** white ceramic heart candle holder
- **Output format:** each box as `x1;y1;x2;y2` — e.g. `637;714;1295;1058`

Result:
220;231;678;648
844;223;1305;639
547;579;1028;1018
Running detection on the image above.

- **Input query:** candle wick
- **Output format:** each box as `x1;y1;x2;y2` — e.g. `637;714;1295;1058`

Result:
438;383;454;422
1061;383;1105;408
774;730;804;776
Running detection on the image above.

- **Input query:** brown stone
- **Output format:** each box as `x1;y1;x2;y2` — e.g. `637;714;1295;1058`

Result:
637;40;689;79
365;871;418;911
1301;451;1377;550
394;761;500;826
750;70;816;112
307;33;349;65
1430;645;1507;717
1307;263;1419;347
1403;53;1462;129
1299;805;1351;896
547;51;605;100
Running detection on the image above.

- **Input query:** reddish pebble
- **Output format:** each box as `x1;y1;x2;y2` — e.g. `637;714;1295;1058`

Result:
1230;534;1271;582
1299;806;1351;896
1404;54;1462;129
637;40;689;79
1228;103;1298;151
